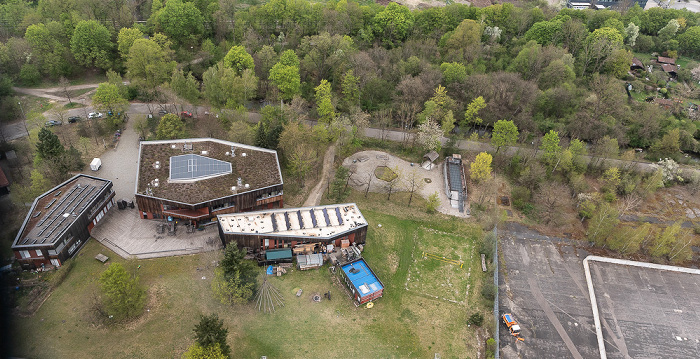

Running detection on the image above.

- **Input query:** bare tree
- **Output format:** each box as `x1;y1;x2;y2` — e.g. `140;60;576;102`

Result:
59;77;72;104
381;166;402;200
404;168;425;206
364;172;373;198
534;182;573;225
373;109;392;142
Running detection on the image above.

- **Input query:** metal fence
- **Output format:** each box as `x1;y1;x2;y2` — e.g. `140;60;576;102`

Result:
493;225;500;359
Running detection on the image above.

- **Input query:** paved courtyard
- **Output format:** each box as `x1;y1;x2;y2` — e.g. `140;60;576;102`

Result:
90;208;221;259
499;222;700;359
83;119;221;259
342;150;468;218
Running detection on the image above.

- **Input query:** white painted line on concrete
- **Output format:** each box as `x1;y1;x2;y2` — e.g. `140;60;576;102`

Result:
583;255;700;359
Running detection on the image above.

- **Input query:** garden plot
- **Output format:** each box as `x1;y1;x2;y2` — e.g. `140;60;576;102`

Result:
406;227;475;304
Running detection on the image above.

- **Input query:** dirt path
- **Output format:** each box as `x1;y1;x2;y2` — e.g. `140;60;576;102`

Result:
13;83;99;103
303;145;336;206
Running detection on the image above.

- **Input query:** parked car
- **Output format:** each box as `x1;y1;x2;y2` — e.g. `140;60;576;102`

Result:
180;111;193;118
45;120;62;127
88;112;103;119
158;109;167;115
68;116;80;123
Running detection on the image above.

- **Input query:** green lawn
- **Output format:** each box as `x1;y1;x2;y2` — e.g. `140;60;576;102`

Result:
11;191;489;358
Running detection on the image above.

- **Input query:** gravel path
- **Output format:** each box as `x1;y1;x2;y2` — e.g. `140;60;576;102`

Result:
303;145;336;207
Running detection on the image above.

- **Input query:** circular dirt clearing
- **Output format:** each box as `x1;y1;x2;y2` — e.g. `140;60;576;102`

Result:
375;166;397;181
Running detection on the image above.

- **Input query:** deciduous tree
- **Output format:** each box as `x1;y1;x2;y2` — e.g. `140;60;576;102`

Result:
99;263;146;321
470;152;493;183
416;119;442;152
540;130;561;169
461;96;485;132
491;120;518;153
155;0;204;45
223;45;255;75
314;79;335;124
269;50;301;101
93;83;130;115
156;114;186;140
126;38;176;90
70;20;113;70
117;27;144;60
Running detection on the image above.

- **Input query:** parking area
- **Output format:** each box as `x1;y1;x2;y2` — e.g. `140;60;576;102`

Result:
499;222;700;359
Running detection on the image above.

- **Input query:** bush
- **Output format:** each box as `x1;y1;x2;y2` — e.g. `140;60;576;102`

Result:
479;232;496;262
485;337;496;359
20;64;41;86
467;312;484;326
481;283;496;302
99;262;146;321
511;186;531;211
426;192;440;213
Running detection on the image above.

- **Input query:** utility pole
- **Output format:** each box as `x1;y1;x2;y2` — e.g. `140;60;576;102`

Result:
18;101;29;137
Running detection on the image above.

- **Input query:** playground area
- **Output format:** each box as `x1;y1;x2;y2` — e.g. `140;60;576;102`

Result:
405;226;478;304
342;150;468;218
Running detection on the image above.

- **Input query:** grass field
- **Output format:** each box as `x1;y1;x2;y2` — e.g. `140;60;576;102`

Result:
10;191;489;358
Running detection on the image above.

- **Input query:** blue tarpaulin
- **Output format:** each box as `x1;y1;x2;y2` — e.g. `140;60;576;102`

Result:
266;265;273;275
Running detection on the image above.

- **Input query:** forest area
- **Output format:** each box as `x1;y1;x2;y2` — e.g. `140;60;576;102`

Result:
1;0;700;263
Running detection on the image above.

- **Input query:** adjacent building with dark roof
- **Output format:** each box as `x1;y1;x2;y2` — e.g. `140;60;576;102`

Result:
135;138;283;224
12;174;115;269
217;203;368;252
444;154;467;213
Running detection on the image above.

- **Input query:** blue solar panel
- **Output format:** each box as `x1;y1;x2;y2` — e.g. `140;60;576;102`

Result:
310;210;317;228
170;154;232;181
297;211;304;229
284;212;291;229
271;214;278;232
322;208;330;226
335;207;343;225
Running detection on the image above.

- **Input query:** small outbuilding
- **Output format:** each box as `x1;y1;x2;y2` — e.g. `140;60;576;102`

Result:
297;253;323;270
630;58;644;71
661;64;678;76
264;248;292;264
340;258;384;306
421;150;439;170
657;56;676;65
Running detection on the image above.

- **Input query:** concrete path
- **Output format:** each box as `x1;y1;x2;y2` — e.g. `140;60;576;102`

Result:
303;145;336;207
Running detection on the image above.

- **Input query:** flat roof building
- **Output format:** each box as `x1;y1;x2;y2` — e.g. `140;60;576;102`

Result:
135;138;283;224
12;174;115;269
340;258;384;305
217;203;368;252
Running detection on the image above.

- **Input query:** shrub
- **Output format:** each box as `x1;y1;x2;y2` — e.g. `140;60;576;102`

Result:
481;283;496;302
511;186;531;211
467;312;484;326
426;192;440;213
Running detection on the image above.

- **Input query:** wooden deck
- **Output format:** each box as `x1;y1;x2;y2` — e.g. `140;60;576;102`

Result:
90;207;222;259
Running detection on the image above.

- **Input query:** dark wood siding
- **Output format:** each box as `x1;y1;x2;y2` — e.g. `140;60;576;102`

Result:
220;224;367;252
136;184;283;219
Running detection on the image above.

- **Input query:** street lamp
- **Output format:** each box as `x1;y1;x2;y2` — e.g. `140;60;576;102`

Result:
18;101;29;136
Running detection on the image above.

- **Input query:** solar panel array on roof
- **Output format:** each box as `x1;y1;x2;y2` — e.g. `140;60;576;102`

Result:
310;210;317;228
323;208;331;226
447;161;463;192
284;212;291;229
335;207;343;225
169;154;232;181
271;214;278;232
297;211;304;229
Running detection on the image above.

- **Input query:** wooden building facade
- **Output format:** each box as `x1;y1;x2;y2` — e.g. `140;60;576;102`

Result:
135;138;283;224
217;203;368;253
12;174;115;269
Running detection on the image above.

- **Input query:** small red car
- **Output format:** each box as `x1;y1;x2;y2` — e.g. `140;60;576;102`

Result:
180;111;193;118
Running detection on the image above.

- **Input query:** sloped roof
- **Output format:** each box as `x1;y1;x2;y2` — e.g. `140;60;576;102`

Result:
0;167;8;187
657;56;675;65
631;58;644;68
661;64;677;73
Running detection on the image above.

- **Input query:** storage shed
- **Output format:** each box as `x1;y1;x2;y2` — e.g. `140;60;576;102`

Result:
264;248;292;264
340;258;384;306
297;253;323;270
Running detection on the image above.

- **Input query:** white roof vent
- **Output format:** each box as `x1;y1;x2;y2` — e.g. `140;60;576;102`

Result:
241;152;247;157
153;178;160;187
63;213;70;218
225;151;230;156
244;183;250;189
237;177;243;187
171;144;177;149
231;186;237;192
154;161;161;169
201;150;208;155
